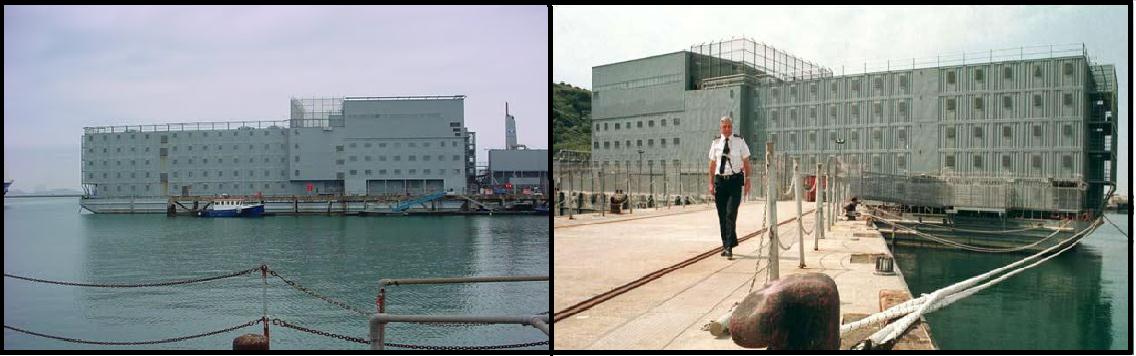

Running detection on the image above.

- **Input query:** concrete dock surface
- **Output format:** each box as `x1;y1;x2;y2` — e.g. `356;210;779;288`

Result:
554;200;935;350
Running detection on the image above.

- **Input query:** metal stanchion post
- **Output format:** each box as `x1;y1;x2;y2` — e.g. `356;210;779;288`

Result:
793;159;805;268
766;142;779;282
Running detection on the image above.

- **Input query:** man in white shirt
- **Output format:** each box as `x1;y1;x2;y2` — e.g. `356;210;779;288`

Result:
708;116;751;259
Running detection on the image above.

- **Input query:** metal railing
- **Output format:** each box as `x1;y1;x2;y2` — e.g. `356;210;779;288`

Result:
83;119;292;134
372;274;550;350
822;43;1088;76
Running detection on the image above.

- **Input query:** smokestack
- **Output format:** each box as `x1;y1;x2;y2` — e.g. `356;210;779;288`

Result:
505;102;518;150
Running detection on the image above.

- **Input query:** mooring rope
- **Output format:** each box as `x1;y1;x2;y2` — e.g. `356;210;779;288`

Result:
864;212;1072;253
841;215;1103;344
869;207;1046;234
1103;214;1128;238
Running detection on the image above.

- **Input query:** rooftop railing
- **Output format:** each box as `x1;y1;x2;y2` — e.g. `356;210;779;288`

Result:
82;118;346;134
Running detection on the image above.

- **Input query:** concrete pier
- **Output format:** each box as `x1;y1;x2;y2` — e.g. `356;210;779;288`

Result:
554;200;935;350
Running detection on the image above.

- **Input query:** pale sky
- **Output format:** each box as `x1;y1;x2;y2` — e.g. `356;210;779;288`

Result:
4;5;548;191
554;5;1130;197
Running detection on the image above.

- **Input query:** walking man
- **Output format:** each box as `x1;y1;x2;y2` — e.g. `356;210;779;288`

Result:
708;116;751;259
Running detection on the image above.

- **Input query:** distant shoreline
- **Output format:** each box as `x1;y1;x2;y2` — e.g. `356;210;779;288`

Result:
5;194;84;198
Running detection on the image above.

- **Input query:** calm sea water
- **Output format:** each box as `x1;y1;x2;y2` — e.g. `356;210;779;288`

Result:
4;197;549;350
892;213;1130;350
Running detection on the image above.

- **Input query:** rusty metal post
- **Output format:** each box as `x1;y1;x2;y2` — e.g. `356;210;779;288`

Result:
260;264;269;342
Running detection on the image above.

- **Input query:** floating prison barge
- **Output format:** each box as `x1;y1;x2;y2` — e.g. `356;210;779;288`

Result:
584;39;1118;250
79;96;546;214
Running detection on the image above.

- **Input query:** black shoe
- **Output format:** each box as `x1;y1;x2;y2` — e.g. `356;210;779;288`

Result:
725;248;733;259
720;250;727;257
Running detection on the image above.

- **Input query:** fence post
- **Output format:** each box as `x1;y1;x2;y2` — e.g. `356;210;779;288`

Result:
370;314;386;350
766;141;779;282
793;159;805;268
825;172;833;232
815;163;824;249
795;159;804;266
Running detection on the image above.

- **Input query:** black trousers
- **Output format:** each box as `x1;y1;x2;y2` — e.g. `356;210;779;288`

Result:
714;173;743;250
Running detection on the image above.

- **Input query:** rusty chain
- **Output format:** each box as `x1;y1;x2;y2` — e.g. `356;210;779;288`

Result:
270;318;370;344
272;318;548;349
383;340;550;350
268;270;371;317
4;319;260;345
3;266;262;288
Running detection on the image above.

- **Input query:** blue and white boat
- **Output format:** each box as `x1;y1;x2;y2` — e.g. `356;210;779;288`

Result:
198;198;265;217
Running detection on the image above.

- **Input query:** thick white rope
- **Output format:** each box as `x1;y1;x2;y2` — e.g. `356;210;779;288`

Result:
839;217;1091;335
867;220;1097;345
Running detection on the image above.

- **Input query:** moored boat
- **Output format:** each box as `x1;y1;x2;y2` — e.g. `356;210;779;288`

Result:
198;198;265;217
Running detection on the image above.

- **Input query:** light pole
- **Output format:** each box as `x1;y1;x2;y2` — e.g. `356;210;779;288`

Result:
637;149;645;200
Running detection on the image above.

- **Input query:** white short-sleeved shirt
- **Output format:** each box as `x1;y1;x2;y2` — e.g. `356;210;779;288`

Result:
708;134;751;175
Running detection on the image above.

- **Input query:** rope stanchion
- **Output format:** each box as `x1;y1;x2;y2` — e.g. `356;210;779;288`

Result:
4;266;261;288
4;319;261;345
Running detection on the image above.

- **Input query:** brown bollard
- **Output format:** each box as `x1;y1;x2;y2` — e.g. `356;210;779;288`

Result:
232;333;269;350
729;273;840;350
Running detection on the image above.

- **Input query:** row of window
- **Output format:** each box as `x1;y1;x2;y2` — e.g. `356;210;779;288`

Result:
595;118;680;132
338;141;462;149
593;137;681;150
945;62;1077;85
944;153;1076;170
944;124;1076;140
303;169;462;177
86;129;289;142
945;93;1075;111
321;155;463;163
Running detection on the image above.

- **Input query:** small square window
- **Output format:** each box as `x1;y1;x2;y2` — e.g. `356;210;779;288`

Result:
1003;126;1012;138
1063;93;1073;106
947;71;956;85
973;155;983;168
1033;95;1043;107
1063;63;1074;76
1003;96;1013;109
946;127;956;139
1062;155;1073;168
975;97;984;110
946;98;956;111
1063;124;1073;137
1003;67;1013;79
1033;125;1043;137
974;127;984;139
975;68;984;81
1002;155;1012;169
1032;155;1042;169
945;155;955;168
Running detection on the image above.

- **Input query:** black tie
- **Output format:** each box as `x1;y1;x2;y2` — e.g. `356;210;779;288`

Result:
718;138;731;175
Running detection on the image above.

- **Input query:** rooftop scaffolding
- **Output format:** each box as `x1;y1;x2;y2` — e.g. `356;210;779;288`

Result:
290;97;345;128
689;38;834;86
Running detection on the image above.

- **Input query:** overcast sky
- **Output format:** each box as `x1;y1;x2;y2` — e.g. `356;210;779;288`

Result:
4;5;547;191
554;5;1130;196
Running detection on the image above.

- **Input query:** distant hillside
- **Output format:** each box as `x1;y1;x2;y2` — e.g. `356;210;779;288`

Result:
553;82;592;153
